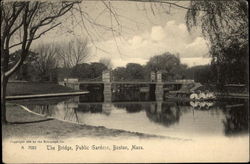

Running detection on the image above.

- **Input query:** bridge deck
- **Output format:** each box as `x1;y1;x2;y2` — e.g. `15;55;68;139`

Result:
67;81;184;85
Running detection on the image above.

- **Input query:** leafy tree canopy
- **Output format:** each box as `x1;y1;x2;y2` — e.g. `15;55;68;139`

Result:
186;0;248;58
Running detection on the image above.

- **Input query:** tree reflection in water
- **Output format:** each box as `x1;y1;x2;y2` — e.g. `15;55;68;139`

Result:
25;102;80;123
145;102;181;127
222;101;249;136
16;95;249;137
77;104;102;113
33;104;52;117
114;104;144;113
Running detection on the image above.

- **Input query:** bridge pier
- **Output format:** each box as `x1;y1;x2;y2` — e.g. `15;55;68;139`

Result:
104;83;112;102
151;71;156;82
102;102;112;115
155;71;164;101
156;101;162;113
102;70;112;102
149;102;162;114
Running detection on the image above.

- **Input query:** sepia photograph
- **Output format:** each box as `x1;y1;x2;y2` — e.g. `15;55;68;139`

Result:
1;0;249;163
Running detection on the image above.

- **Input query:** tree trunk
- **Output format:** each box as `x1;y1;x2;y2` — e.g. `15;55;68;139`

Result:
1;73;8;124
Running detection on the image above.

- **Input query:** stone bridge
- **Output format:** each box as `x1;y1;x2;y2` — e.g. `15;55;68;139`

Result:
60;70;194;102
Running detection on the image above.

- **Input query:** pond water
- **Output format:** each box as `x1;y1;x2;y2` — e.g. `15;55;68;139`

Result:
11;91;249;139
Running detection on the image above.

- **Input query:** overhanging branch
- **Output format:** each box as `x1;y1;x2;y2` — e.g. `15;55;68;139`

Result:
9;23;61;49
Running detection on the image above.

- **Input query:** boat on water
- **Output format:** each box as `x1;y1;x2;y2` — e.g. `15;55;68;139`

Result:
189;90;216;101
166;82;216;101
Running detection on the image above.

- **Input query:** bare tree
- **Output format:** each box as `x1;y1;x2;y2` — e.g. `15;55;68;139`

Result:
33;43;59;82
58;37;89;69
1;1;79;123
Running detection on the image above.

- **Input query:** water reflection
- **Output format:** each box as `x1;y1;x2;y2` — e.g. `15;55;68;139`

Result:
79;84;155;102
14;95;249;138
222;103;249;136
145;102;181;127
114;103;144;113
190;101;214;110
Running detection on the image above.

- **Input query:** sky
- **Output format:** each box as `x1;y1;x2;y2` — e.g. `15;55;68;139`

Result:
35;1;211;68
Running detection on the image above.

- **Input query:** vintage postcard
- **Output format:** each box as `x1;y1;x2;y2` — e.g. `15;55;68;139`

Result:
1;0;249;163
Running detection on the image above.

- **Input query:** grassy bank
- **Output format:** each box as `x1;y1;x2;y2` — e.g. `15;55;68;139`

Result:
6;82;77;96
2;103;164;140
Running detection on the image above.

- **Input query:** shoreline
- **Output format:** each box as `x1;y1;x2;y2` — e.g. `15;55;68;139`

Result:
2;103;169;140
6;91;89;100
